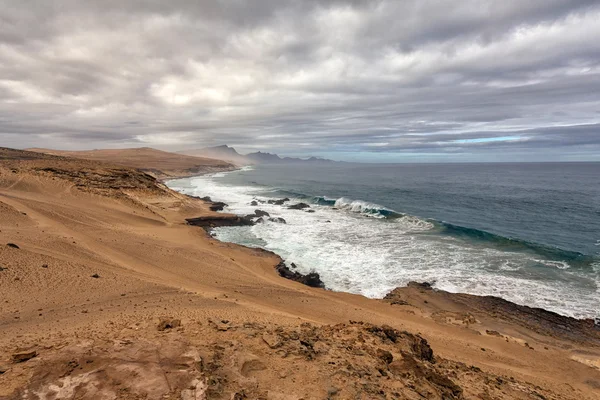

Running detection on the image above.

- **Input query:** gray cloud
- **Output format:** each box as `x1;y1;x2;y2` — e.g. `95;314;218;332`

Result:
0;0;599;161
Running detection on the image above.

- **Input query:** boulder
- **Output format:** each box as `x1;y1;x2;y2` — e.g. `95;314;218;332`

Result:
268;217;287;224
254;209;270;217
209;202;227;212
407;281;434;290
376;348;394;364
267;198;290;205
288;203;310;210
275;261;325;288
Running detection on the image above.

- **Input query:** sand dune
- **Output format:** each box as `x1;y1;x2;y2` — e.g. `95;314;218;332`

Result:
1;148;599;399
26;147;235;179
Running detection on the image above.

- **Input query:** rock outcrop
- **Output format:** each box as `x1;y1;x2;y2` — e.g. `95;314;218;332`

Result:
275;262;325;288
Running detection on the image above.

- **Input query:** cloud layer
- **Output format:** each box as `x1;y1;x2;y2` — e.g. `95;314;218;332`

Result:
1;0;599;161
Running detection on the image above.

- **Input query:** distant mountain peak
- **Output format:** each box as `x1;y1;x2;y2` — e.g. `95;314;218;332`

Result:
179;145;337;165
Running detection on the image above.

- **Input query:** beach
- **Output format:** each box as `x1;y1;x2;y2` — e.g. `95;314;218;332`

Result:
1;147;599;399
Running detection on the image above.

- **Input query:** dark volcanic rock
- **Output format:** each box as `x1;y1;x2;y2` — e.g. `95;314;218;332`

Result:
254;209;270;217
6;243;20;249
386;283;600;345
200;196;212;202
209;202;228;212
250;200;258;206
407;281;434;290
267;198;290;205
186;215;254;231
275;261;325;288
288;203;310;210
269;217;287;224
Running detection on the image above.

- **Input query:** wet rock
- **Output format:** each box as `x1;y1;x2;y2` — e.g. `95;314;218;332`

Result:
268;217;287;224
275;261;325;288
407;281;434;290
6;243;20;249
267;198;290;205
288;203;310;210
157;317;181;331
209;202;227;212
12;351;37;363
200;196;212;202
186;215;254;230
306;209;316;213
250;200;258;206
254;209;270;217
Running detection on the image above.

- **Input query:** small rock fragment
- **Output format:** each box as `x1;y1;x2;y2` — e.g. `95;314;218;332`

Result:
6;243;20;249
157;317;181;331
11;351;37;363
262;332;282;349
486;330;502;337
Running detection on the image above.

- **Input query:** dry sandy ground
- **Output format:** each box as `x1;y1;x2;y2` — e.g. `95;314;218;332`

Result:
26;147;236;179
0;148;599;399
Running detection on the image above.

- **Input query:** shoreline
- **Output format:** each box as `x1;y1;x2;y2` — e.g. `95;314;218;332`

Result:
2;148;599;399
171;174;600;330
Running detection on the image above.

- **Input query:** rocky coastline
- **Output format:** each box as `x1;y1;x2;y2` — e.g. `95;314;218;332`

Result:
187;193;600;344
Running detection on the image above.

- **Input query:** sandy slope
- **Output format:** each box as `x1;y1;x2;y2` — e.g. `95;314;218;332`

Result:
0;148;599;399
26;147;236;179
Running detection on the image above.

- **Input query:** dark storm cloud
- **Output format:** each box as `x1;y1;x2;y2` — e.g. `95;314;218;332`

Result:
0;0;599;160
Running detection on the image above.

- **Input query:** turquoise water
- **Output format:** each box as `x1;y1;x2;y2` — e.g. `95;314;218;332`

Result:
168;162;600;319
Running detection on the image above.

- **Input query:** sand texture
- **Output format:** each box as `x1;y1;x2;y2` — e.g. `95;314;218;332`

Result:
1;147;599;399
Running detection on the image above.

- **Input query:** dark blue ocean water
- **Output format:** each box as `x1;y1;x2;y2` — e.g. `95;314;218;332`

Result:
168;162;600;319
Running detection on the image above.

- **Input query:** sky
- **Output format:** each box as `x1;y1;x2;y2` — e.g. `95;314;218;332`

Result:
1;0;599;162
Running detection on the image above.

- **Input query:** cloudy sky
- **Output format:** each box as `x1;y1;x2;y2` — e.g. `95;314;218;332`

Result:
1;0;599;162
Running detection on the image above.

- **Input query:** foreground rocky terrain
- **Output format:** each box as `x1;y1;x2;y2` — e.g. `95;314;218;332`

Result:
1;148;599;399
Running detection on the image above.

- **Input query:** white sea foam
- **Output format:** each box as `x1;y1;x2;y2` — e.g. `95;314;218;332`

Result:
167;171;600;320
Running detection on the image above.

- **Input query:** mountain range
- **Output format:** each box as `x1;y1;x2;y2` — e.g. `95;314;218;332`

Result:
179;145;336;166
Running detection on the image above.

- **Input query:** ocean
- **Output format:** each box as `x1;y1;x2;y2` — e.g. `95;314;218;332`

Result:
167;162;600;320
